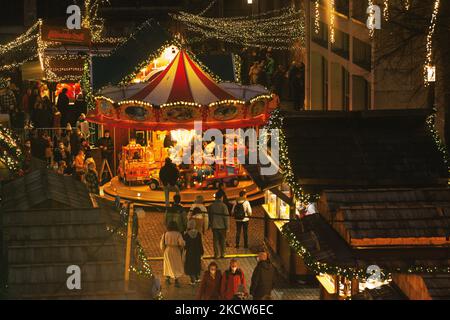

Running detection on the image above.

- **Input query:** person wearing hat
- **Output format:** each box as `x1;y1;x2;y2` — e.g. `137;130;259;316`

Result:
188;195;208;234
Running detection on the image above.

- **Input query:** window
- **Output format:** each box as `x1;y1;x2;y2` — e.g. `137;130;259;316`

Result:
331;29;350;59
353;37;371;71
335;0;349;17
330;63;349;110
352;75;370;110
352;0;367;23
312;21;329;48
311;52;328;110
0;1;24;26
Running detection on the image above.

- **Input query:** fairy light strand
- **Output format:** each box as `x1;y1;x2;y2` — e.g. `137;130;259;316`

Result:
424;0;440;86
314;0;320;34
329;0;335;44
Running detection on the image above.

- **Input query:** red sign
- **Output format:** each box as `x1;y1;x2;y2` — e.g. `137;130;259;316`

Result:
41;25;91;45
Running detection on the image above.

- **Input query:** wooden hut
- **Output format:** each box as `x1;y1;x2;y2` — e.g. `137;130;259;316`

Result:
0;169;150;299
260;109;450;299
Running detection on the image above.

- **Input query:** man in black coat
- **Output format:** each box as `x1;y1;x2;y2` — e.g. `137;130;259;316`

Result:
250;251;276;300
57;88;70;127
159;157;180;208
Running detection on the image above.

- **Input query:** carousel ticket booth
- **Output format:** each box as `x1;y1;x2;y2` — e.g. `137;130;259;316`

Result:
88;49;278;206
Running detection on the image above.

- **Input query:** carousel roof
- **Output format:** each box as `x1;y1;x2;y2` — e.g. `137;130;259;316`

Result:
125;50;236;106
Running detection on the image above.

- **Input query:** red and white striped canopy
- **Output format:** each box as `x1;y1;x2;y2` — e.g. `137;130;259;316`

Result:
128;50;236;105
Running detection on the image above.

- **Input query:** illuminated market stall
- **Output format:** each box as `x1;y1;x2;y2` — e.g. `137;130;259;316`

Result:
259;109;450;300
88;49;278;205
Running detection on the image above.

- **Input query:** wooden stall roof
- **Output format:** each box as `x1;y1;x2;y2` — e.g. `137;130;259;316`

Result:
318;187;450;222
333;205;450;247
283;109;448;193
287;213;450;271
1;169;93;211
421;274;450;300
1;170;148;299
352;283;407;300
242;163;283;192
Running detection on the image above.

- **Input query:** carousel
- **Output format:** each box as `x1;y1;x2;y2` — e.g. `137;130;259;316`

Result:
88;49;278;206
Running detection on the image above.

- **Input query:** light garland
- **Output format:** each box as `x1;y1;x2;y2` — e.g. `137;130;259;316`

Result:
81;58;96;111
426;108;449;166
329;0;335;44
0;125;24;173
383;0;390;21
0;20;40;55
367;0;376;38
171;6;306;49
232;53;242;84
265;108;318;205
404;0;411;10
424;0;440;86
314;0;320;34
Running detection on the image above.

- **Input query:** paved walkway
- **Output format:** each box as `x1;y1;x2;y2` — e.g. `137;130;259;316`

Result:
136;205;320;300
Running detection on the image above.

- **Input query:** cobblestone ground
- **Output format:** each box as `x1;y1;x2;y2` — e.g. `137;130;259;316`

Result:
137;205;320;300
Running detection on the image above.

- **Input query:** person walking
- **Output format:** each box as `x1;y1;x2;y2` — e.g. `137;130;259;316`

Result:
159;157;180;208
216;182;232;246
250;251;276;300
197;262;222;300
160;221;185;288
165;194;188;233
97;129;114;171
183;220;204;285
74;149;85;181
220;259;248;300
188;195;208;234
84;162;100;195
57;88;70;127
232;190;252;249
208;193;229;259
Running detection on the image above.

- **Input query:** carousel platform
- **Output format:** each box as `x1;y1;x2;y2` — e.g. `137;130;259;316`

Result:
102;176;264;207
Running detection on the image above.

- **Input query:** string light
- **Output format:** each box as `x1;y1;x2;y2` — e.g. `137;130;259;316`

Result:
368;0;376;38
314;0;320;34
424;0;440;86
265;109;318;205
0;125;24;173
329;0;335;44
404;0;411;10
383;0;390;21
0;20;40;55
171;6;305;49
81;58;96;111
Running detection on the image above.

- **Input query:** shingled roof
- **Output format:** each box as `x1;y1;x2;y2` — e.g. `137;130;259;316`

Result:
1;170;150;299
1;169;93;211
283;109;448;193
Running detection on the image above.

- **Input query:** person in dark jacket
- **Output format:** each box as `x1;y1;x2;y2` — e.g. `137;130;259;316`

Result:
70;128;82;158
208;193;230;259
57;88;70;127
250;251;276;300
220;259;247;300
159;157;180;207
165;194;188;233
197;262;222;300
183;219;204;285
97;130;114;167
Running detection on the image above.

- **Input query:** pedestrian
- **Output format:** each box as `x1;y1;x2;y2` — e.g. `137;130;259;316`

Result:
76;113;90;139
84;162;99;194
250;251;276;300
272;64;286;98
183;220;204;285
220;259;248;300
188;195;208;234
165;194;188;233
160;221;185;288
159;157;180;208
208;193;229;259
70;128;82;158
197;262;222;300
57;88;70;127
21;88;32;124
74;149;85;181
0;79;17;114
97;129;114;169
232;190;252;249
248;61;260;85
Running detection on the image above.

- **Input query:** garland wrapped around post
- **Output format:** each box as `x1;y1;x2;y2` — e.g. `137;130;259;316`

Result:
265;108;318;205
81;58;96;111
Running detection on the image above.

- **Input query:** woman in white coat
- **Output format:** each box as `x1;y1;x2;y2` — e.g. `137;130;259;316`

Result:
160;221;185;287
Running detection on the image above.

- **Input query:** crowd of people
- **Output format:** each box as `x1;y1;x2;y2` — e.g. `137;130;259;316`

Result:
240;48;305;110
159;180;277;300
